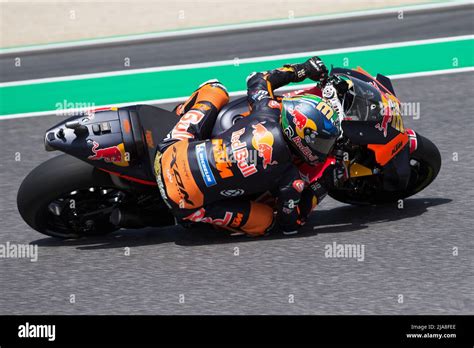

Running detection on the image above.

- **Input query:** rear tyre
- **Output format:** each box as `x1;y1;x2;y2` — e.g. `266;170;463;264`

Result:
328;133;441;205
17;154;122;239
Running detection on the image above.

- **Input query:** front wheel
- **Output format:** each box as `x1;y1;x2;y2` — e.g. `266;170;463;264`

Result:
328;133;441;205
17;154;126;239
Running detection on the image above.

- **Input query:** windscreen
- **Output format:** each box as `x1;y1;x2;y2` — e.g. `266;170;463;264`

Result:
342;76;383;121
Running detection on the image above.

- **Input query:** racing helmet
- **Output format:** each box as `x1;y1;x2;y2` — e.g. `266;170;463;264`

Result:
280;95;340;164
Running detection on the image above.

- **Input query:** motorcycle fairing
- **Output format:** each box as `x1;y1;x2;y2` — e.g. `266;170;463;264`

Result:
44;105;177;185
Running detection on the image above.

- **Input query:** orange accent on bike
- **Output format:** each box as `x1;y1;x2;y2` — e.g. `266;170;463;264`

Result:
122;119;131;134
368;132;409;166
145;130;155;149
160;140;204;209
241;202;273;236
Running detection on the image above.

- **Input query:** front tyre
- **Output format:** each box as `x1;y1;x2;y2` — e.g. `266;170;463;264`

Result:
17;154;124;239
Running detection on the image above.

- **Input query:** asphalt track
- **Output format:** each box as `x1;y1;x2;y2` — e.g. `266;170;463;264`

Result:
0;10;473;315
0;4;473;82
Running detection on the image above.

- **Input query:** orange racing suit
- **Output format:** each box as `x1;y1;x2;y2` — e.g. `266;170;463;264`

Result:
154;64;325;236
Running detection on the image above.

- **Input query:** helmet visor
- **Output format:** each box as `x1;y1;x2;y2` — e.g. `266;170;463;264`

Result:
305;132;337;158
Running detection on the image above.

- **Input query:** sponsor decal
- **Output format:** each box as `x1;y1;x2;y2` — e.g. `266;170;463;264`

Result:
212;139;233;178
268;100;281;109
292;136;319;162
145;130;155;149
231;128;258;177
288;103;318;138
292;179;305;193
88;141;129;166
183;208;233;226
230;213;244;228
251;122;278;169
169;145;195;207
291;106;309;129
195;143;216;187
391;141;403;155
376;95;404;137
220;189;244;197
171;110;205;140
375;113;392;137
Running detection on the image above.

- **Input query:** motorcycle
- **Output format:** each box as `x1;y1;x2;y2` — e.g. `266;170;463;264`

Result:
17;67;441;238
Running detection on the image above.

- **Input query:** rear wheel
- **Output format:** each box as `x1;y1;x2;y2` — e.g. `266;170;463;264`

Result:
17;155;125;239
329;133;441;205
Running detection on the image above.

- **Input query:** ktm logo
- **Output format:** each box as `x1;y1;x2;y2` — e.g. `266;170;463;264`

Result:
212;139;233;178
230;213;244;227
170;146;194;206
391;141;403;155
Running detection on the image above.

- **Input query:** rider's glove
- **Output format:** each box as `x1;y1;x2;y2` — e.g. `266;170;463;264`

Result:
303;56;328;83
285;56;328;83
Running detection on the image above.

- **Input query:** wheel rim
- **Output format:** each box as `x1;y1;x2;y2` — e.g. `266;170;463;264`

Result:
43;186;126;238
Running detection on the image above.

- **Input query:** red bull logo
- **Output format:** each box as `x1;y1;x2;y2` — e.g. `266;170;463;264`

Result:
288;105;317;138
251;122;278;169
375;113;392;137
183;208;233;226
375;94;404;137
88;141;129;167
290;107;308;129
231;128;258;177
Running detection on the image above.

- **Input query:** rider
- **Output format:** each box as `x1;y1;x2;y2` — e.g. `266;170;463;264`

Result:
154;56;345;236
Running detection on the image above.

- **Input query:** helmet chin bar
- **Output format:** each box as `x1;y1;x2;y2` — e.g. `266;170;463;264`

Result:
322;84;345;139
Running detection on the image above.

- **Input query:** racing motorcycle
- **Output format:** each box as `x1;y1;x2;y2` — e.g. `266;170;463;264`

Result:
17;67;441;239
